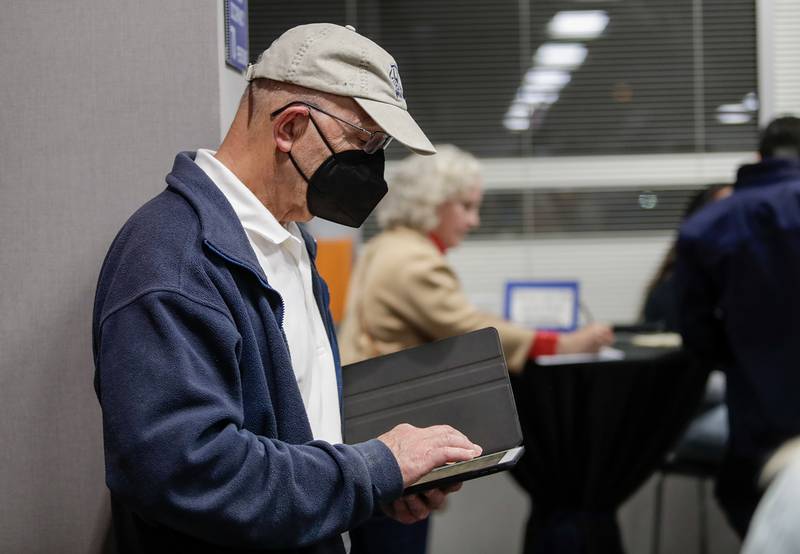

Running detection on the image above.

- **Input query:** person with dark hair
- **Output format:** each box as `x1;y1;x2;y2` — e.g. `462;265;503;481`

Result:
675;115;800;537
758;116;800;159
641;183;731;331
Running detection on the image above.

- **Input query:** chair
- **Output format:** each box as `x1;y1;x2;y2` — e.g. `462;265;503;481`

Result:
650;372;728;554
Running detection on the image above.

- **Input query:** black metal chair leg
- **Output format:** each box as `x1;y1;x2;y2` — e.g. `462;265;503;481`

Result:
697;478;708;554
651;473;666;554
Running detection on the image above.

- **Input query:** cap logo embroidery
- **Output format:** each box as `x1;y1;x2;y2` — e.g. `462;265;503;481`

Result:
389;64;404;100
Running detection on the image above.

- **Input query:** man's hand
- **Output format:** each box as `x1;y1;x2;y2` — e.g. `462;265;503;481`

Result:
382;483;463;524
377;423;482;486
377;423;481;524
557;323;615;354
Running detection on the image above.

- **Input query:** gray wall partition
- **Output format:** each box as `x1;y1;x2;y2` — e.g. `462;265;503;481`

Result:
0;2;224;551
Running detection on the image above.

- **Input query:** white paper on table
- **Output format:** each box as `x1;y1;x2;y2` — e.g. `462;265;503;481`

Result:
535;346;626;366
629;333;682;348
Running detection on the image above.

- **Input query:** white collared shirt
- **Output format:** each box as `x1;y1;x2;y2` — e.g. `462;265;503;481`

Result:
194;149;342;445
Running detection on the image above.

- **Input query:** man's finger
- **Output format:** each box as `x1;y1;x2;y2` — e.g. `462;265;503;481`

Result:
441;482;463;494
386;499;414;525
420;488;447;510
403;495;430;521
430;445;482;469
431;425;479;452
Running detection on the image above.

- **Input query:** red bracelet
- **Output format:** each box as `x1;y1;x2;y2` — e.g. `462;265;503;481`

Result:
529;331;560;358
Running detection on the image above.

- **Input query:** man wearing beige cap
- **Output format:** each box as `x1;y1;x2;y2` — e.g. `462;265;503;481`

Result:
92;23;480;554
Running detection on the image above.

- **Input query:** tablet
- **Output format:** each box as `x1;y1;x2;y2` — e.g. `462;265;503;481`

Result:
343;328;523;456
403;446;525;496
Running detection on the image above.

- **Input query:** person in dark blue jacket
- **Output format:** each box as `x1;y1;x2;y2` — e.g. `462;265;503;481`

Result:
92;23;481;553
675;116;800;538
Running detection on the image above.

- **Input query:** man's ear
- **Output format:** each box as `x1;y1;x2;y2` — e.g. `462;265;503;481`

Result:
273;106;310;153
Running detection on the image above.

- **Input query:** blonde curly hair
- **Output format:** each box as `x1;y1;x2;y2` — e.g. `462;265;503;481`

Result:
376;144;482;232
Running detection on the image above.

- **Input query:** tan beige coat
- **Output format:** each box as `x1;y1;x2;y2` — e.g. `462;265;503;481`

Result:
338;226;535;372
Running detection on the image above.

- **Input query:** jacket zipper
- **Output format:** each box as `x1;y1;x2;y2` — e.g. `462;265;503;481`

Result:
204;241;289;347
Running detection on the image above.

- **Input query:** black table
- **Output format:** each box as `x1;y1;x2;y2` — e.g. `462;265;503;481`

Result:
509;335;709;554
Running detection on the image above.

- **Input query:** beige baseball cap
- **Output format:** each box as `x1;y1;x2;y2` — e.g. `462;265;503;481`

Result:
246;23;436;155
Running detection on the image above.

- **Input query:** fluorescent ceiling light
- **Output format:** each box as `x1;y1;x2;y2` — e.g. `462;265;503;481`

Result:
534;43;588;69
507;102;531;118
742;92;759;111
548;11;609;39
717;103;747;113
716;101;755;124
523;69;571;93
506;102;534;117
503;116;531;131
717;112;751;124
715;93;758;125
516;90;560;106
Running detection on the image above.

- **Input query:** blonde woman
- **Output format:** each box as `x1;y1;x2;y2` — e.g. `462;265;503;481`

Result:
341;145;613;554
339;144;612;373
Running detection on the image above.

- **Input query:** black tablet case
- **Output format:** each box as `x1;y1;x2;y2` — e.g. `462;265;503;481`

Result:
342;327;522;455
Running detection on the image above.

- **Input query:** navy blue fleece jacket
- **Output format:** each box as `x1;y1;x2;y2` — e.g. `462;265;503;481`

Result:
92;151;403;553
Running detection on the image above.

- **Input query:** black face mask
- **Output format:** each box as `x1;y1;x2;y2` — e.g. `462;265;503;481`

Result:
289;116;388;228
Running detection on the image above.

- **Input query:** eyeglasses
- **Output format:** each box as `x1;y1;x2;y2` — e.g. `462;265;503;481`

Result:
270;101;393;154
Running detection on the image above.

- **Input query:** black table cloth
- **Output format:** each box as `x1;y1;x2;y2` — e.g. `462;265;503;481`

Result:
510;337;709;554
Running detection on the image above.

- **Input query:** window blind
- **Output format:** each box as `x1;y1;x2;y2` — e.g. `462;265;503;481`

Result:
251;0;758;160
250;0;758;238
249;2;764;322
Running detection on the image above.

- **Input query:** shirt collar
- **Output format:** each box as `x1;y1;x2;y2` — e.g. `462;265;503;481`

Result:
195;148;299;249
428;232;448;254
736;157;800;191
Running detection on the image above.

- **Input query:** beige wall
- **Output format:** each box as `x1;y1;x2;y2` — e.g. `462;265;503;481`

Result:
0;2;222;551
